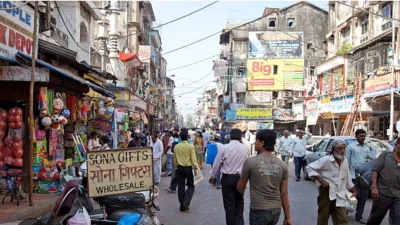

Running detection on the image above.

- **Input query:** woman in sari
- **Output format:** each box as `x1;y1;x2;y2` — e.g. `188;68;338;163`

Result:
194;131;204;169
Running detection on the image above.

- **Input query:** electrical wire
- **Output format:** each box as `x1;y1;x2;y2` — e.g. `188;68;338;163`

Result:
0;1;30;10
119;1;219;39
336;1;400;22
168;54;219;72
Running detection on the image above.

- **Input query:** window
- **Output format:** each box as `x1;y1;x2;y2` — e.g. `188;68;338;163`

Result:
273;65;278;74
269;18;276;28
315;139;330;152
237;67;246;76
361;15;369;35
236;93;245;104
307;43;313;49
382;3;392;18
287;18;295;27
80;22;88;43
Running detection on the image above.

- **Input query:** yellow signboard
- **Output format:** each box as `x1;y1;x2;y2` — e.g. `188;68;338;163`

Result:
236;108;273;120
247;60;284;90
87;147;153;197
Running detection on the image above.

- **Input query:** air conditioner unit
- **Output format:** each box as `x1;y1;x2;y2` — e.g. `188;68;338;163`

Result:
274;99;285;107
283;91;293;98
293;91;303;98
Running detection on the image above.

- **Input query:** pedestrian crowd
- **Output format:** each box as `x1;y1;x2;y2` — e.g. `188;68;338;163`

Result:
124;127;399;225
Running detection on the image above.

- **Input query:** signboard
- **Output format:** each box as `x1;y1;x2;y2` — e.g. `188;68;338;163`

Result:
0;1;37;60
364;73;393;98
247;59;284;90
248;31;303;59
272;108;293;120
306;98;319;126
0;66;49;82
138;45;151;62
257;122;274;130
236;108;272;120
86;148;153;198
245;91;272;105
292;102;304;121
316;56;345;75
282;59;304;89
224;109;236;121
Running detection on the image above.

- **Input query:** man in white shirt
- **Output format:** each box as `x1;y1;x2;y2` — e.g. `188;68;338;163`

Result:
292;129;312;181
150;133;164;185
307;139;357;225
210;129;248;225
276;130;294;165
202;129;209;156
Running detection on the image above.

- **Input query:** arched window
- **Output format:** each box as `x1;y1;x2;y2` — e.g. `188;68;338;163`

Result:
80;22;88;42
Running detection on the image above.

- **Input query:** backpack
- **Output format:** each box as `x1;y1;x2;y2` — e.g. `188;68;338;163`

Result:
356;151;391;189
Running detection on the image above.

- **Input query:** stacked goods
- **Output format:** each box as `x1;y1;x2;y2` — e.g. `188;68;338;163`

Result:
0;109;7;169
4;108;24;168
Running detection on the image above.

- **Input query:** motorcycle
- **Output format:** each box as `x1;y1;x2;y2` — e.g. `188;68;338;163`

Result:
59;162;161;225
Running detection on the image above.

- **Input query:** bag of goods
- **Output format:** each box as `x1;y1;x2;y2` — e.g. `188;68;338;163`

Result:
8;107;23;129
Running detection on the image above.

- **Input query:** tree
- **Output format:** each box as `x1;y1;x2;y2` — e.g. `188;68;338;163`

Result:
185;114;195;128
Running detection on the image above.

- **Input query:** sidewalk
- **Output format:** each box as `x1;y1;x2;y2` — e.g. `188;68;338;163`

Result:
0;193;59;223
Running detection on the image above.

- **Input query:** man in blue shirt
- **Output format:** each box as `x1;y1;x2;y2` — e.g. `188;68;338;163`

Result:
346;129;376;224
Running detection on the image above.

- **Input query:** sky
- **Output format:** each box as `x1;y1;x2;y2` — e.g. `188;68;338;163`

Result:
151;1;328;119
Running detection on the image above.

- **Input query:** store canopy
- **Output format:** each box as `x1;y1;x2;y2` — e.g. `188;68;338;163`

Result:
15;52;116;99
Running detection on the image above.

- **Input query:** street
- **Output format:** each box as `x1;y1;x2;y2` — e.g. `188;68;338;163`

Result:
156;161;390;225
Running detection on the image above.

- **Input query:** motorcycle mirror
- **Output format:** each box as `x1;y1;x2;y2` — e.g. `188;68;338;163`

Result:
19;218;45;225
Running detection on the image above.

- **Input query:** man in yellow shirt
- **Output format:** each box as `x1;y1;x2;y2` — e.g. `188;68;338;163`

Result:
174;128;199;212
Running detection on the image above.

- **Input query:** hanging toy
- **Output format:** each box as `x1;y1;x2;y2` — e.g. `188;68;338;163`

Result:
50;115;61;130
53;97;64;114
104;97;114;107
39;109;49;118
81;101;89;119
97;108;106;117
41;117;52;127
60;109;70;118
58;115;68;125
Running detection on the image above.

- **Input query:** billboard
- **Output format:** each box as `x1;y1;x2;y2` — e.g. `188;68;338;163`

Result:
236;108;272;120
248;32;303;59
282;59;304;89
364;73;393;98
245;91;273;105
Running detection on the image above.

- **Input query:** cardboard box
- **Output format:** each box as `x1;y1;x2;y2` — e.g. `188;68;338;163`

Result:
37;180;60;194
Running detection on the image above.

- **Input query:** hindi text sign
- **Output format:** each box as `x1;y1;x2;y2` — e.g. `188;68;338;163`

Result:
87;147;153;198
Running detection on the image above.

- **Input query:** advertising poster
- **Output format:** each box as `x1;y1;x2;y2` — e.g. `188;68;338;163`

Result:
306;99;319;126
247;59;284;90
257;122;274;130
282;59;304;89
248;31;303;59
236;108;273;120
86;147;153;197
245;91;273;105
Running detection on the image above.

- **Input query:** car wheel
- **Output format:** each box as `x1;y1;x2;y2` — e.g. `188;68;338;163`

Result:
303;163;310;180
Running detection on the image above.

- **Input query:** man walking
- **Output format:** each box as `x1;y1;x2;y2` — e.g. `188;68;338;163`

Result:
210;129;248;225
366;138;400;225
237;129;292;225
173;129;199;212
208;134;223;189
165;133;180;193
307;139;357;225
276;130;294;166
202;129;209;156
346;129;376;224
292;129;312;181
150;133;163;185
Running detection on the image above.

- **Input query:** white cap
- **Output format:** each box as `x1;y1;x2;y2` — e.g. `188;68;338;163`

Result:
135;129;140;133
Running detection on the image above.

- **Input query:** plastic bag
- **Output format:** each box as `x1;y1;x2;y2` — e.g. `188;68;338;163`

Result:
117;214;140;225
67;207;91;225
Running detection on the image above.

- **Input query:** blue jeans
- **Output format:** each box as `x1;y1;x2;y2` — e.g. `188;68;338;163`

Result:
169;163;177;190
294;156;305;179
249;208;281;225
216;171;221;186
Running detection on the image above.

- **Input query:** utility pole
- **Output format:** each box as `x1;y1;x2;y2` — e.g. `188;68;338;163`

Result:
108;0;122;85
29;1;39;206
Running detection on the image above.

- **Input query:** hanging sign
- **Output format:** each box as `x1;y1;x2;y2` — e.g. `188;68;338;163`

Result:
236;108;273;120
0;66;49;81
86;147;154;198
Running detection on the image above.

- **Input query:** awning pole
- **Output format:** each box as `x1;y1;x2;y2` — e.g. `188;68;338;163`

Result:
28;1;39;206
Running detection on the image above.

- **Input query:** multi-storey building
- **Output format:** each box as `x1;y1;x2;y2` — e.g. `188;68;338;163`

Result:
214;1;328;132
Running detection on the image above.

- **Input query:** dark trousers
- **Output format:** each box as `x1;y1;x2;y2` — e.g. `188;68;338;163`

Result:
317;186;348;225
176;166;195;207
352;179;369;220
169;163;177;190
294;156;305;179
221;174;244;225
367;193;400;225
249;208;281;225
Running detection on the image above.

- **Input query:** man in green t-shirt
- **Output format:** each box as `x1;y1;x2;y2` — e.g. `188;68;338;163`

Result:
237;129;292;225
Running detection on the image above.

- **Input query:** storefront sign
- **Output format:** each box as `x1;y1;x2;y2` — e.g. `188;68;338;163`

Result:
247;60;284;90
248;32;303;59
292;102;304;121
236;108;272;120
316;56;345;75
272;108;293;120
86;148;153;197
282;59;304;89
306;98;319;126
364;73;393;98
224;109;236;121
0;66;49;82
257;122;274;130
0;1;37;60
138;45;151;63
245;91;272;105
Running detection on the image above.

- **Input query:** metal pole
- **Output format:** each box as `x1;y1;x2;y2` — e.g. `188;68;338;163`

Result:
28;1;39;206
389;11;397;140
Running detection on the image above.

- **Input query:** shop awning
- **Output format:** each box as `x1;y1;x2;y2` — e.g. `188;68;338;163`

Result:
15;52;116;99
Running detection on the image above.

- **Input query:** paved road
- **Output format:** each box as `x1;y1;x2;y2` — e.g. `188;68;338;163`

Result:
156;160;390;225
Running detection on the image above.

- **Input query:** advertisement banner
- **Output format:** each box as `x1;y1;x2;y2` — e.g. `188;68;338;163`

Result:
248;31;303;59
138;45;151;62
272;108;293;120
236;108;272;120
257;122;274;130
224;109;236;121
282;59;304;89
245;91;272;105
247;59;284;90
292;102;304;121
0;1;37;60
364;74;393;98
86;147;153;198
306;99;319;126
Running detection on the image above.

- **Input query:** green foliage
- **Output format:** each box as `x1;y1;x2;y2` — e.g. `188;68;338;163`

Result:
337;43;352;55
